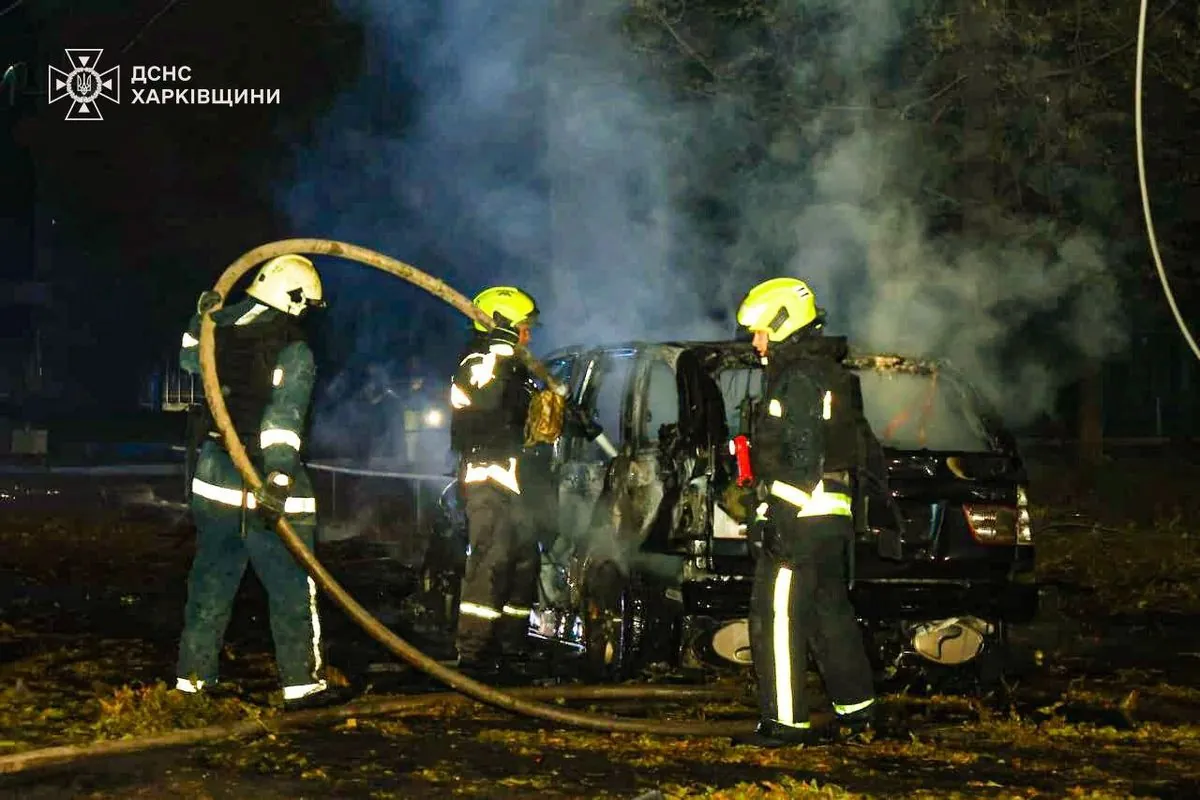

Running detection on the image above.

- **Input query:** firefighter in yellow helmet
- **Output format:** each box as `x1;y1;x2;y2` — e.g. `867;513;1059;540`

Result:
446;286;549;673
733;277;878;747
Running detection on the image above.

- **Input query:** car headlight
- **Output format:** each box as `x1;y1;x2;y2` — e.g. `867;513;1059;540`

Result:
424;408;444;428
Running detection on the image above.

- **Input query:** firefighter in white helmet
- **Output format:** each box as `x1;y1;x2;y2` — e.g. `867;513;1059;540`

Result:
174;255;351;710
733;277;878;747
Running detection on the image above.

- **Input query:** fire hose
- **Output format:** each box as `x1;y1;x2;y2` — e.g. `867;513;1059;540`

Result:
1135;0;1200;362
197;238;771;737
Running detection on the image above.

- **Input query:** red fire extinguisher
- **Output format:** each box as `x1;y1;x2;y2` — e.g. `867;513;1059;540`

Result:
730;435;754;487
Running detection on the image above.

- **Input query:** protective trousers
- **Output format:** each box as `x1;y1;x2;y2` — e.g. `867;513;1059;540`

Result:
176;444;324;693
748;514;875;732
455;480;539;661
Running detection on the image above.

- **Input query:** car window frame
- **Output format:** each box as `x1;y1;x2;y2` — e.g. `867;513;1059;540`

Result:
567;347;638;462
630;349;683;451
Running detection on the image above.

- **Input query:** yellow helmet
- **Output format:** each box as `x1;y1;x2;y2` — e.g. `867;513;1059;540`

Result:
246;254;325;316
736;277;820;342
472;286;539;332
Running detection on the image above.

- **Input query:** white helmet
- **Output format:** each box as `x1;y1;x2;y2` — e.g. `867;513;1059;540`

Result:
246;254;325;316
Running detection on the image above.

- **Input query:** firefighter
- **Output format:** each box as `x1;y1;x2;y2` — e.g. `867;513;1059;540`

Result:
447;286;545;672
734;277;877;747
174;255;350;711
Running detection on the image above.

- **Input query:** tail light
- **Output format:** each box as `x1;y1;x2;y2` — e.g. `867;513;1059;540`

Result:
1016;486;1032;545
963;504;1020;545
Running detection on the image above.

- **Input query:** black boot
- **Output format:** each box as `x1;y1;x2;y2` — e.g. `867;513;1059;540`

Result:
831;703;877;739
282;683;357;713
732;720;825;748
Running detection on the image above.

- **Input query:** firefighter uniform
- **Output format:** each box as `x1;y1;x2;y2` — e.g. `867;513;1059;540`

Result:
174;255;342;710
449;288;542;665
736;277;877;746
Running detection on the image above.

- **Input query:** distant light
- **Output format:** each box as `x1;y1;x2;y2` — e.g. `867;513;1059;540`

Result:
424;409;444;428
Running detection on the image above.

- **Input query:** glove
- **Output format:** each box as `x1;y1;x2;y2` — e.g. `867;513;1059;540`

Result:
196;290;223;314
747;500;771;555
254;472;290;525
565;403;603;441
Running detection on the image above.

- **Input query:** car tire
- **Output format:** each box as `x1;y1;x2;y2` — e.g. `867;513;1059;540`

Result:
581;561;638;681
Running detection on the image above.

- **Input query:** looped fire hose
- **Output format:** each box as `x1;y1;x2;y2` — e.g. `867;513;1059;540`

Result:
198;239;765;736
1135;0;1200;362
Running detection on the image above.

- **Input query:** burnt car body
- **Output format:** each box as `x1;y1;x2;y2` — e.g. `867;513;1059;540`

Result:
420;340;1037;686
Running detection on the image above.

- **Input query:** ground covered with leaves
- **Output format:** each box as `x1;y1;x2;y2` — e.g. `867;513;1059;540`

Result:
2;455;1200;798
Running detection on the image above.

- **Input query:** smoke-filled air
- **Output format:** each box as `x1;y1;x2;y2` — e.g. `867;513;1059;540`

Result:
282;0;1128;465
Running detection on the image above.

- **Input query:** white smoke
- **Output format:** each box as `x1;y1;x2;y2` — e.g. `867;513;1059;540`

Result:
284;0;1128;449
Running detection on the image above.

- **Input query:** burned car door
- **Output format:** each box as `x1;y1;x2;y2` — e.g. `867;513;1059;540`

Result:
555;348;638;565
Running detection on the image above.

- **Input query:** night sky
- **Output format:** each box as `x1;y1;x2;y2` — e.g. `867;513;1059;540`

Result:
3;0;1199;436
2;0;454;415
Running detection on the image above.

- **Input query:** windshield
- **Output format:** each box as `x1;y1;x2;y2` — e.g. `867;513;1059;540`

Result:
714;365;995;453
855;369;993;452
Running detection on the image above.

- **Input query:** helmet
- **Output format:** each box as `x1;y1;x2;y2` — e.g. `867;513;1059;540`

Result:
736;277;820;342
471;286;539;332
246;255;325;316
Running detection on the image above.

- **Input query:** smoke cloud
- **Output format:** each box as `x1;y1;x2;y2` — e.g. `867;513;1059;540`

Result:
284;0;1128;472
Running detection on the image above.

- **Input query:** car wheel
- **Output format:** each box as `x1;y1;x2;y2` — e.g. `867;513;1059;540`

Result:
582;561;637;681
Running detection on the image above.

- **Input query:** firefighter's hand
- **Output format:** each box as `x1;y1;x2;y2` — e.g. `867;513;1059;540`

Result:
747;501;770;553
254;473;290;524
196;290;222;315
720;483;754;522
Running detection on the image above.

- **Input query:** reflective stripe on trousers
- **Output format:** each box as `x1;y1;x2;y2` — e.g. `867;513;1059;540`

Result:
462;458;520;494
458;601;532;620
834;698;875;716
191;477;316;515
770;566;810;729
769;480;852;518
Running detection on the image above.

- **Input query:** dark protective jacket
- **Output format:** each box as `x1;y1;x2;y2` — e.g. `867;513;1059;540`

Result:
179;298;315;484
449;326;536;462
753;334;882;506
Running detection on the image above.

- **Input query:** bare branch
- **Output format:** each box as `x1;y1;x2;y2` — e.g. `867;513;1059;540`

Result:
0;0;24;19
1035;0;1181;81
901;74;966;118
646;6;719;82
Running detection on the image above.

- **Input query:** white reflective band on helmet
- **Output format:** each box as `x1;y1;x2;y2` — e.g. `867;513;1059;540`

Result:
235;304;270;326
739;302;768;328
459;601;502;620
502;605;532;617
282;681;327;701
770;480;852;518
261;428;302;451
822;390;833;421
834;698;876;716
450;383;471;409
272;368;284;387
191;478;316;514
768;398;783;417
181;332;199;348
463;458;520;494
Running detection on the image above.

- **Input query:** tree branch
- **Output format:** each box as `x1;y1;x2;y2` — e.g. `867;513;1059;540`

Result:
901;74;966;118
1036;0;1181;80
0;0;24;19
646;6;719;82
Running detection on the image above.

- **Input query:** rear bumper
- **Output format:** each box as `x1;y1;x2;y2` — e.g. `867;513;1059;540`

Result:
680;573;1039;625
